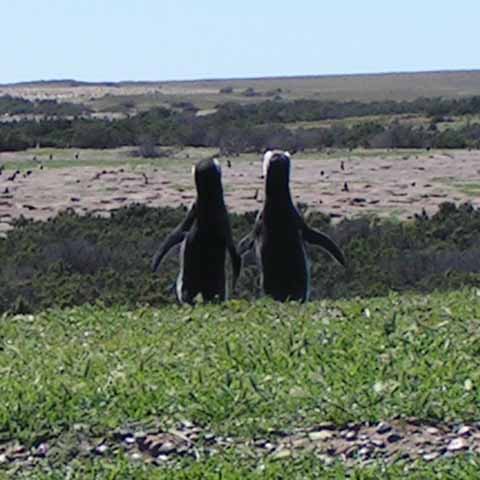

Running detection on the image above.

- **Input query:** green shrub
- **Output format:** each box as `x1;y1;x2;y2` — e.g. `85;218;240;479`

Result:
1;202;480;313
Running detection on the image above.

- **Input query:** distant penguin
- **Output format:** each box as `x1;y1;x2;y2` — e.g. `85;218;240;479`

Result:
340;160;345;171
342;181;349;192
238;150;345;302
152;158;241;304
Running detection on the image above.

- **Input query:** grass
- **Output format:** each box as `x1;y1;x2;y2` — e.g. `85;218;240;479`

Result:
0;146;433;174
11;453;480;479
0;146;219;171
5;71;480;109
284;114;432;131
2;289;480;476
454;183;480;196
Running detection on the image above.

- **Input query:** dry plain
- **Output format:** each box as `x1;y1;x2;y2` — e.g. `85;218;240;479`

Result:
1;147;479;235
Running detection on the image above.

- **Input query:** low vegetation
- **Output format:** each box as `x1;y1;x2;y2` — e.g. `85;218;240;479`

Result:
0;95;91;118
1;289;480;476
1;202;480;314
2;96;480;153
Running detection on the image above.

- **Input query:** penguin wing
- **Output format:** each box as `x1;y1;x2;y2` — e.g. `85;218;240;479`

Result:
151;203;197;272
300;222;346;267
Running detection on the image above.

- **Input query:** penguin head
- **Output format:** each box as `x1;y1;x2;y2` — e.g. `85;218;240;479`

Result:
193;157;223;202
262;150;291;193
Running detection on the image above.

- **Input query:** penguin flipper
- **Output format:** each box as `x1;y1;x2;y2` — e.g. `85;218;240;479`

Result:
302;224;346;267
151;203;196;272
152;230;186;272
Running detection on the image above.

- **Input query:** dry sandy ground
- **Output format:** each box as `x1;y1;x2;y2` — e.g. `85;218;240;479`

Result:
1;149;479;235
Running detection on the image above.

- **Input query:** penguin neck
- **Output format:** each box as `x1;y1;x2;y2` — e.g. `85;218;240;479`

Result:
195;192;225;222
264;183;294;218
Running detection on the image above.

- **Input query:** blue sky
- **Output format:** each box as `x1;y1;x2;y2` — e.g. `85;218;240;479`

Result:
2;0;479;83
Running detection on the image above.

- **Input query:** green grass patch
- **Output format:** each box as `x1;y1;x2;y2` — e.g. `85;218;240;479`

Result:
11;452;480;479
454;183;480;196
2;289;480;444
2;289;480;476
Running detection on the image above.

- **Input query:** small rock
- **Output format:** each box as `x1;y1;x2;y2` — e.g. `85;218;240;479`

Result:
447;437;469;452
131;452;143;461
134;431;147;440
203;433;215;440
272;448;292;459
254;439;268;448
423;451;440;461
376;422;392;434
386;433;402;443
308;430;334;441
156;441;176;454
426;427;439;435
458;426;472;437
95;444;108;455
371;438;386;448
35;443;48;457
181;420;194;429
0;453;7;464
358;447;371;458
124;436;135;445
345;431;357;441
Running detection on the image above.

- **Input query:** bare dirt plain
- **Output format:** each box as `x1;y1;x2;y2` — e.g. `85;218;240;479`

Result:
1;148;480;235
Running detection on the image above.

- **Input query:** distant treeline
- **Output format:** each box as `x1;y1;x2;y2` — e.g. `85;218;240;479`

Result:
1;202;480;314
1;96;480;153
0;95;91;117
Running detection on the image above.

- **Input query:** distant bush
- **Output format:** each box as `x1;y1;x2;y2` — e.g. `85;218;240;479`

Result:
1;202;480;314
136;133;160;158
242;87;259;97
2;96;480;153
219;86;234;94
0;95;91;117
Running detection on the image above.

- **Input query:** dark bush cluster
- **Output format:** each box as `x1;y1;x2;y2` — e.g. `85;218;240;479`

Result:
1;202;480;314
2;96;480;153
0;95;91;117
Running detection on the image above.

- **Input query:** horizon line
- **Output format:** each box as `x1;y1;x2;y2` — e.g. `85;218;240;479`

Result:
2;67;480;88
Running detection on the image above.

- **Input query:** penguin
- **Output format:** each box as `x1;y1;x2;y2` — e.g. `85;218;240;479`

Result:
238;150;345;302
152;158;241;304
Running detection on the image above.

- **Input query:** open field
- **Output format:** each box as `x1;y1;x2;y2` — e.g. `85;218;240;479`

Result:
1;147;480;235
1;289;480;477
2;73;480;478
2;70;480;113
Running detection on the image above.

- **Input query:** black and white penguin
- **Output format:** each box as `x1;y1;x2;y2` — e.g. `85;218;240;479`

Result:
239;150;345;302
152;158;241;304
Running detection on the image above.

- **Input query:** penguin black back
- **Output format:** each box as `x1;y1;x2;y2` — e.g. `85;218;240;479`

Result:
152;158;241;304
239;150;345;302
